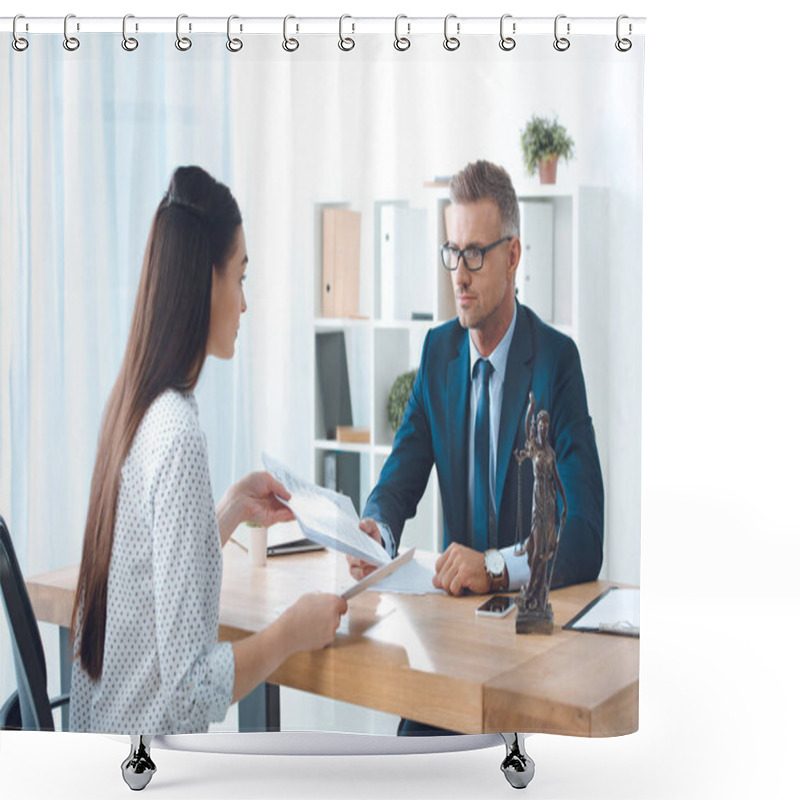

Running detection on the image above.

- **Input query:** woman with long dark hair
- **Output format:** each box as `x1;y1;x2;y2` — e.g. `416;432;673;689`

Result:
69;166;346;733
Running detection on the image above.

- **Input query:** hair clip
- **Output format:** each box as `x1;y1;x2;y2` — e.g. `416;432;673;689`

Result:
165;193;207;220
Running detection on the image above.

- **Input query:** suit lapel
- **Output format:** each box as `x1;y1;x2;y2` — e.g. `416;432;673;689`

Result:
495;308;535;527
446;331;470;547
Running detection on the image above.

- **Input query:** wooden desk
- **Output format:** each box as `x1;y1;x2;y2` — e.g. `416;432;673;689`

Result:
27;547;638;736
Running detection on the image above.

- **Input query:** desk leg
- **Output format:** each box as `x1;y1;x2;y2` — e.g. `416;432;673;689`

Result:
59;626;72;732
238;682;280;732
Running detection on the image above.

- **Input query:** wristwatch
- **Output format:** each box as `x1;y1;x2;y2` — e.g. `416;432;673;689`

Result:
484;549;507;593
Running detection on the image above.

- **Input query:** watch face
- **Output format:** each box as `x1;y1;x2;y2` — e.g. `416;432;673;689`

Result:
486;550;504;575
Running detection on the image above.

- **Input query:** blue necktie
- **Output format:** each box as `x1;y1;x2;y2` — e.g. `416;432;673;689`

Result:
473;358;494;552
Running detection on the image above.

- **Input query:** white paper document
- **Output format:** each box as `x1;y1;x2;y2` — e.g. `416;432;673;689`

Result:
340;547;416;600
262;454;391;566
367;549;446;595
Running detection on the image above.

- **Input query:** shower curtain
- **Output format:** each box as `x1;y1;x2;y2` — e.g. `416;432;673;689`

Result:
1;18;644;737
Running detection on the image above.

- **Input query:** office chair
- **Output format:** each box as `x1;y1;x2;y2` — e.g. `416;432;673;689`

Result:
0;516;156;789
0;515;69;731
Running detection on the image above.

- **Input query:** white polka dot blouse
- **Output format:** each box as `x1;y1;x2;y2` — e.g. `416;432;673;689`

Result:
70;390;235;734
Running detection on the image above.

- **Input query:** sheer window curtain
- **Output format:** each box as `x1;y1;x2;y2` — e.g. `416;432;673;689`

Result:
1;30;643;731
0;35;253;720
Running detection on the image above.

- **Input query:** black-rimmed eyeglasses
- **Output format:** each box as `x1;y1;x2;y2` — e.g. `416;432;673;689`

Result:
440;236;513;272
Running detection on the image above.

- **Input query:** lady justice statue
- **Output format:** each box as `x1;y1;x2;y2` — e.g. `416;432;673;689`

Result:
514;393;567;634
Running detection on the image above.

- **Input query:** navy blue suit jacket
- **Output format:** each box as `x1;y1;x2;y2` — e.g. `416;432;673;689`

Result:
363;302;604;588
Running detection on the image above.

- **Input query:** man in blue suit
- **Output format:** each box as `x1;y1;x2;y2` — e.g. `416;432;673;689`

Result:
348;161;603;733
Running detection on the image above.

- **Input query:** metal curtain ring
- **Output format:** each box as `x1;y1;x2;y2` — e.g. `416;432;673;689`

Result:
338;14;355;51
282;15;299;52
394;14;410;51
63;13;80;51
122;14;138;51
176;14;192;51
553;14;570;52
12;14;29;52
615;15;632;52
499;13;516;51
227;15;243;52
443;14;460;51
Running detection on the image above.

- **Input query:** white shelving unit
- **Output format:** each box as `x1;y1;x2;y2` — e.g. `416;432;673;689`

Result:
311;183;609;556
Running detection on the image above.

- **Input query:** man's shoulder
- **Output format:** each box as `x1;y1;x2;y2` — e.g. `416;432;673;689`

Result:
517;303;575;359
422;317;466;357
429;315;465;340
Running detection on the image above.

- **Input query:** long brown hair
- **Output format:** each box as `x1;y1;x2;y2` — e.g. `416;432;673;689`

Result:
71;166;242;680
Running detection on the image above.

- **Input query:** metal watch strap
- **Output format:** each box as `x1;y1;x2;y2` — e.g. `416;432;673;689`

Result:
488;568;506;593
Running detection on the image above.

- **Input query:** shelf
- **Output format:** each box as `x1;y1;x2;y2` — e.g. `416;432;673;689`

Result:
314;317;438;331
314;317;372;330
516;183;577;199
313;439;371;454
312;440;394;459
372;318;436;331
427;178;578;200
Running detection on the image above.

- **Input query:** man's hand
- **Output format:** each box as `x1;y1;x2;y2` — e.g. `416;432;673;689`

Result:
346;518;385;580
432;543;492;596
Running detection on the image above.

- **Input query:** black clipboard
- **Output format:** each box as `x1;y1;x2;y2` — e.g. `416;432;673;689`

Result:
562;586;640;637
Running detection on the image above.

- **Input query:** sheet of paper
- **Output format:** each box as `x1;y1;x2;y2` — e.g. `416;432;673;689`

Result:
262;454;390;566
568;587;639;635
367;549;446;595
340;547;416;600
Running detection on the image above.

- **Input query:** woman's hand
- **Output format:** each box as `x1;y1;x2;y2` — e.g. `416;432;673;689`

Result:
217;470;295;544
231;591;347;703
236;471;295;528
280;593;348;655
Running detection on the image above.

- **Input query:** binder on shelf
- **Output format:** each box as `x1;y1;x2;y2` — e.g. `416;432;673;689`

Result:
323;450;361;516
379;204;431;321
322;207;361;318
316;331;353;440
518;200;555;322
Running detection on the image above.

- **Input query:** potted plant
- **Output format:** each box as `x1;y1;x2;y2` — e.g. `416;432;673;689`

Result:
387;370;417;433
520;114;575;184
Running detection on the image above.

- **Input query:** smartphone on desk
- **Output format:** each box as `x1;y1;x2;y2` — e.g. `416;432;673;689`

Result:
475;595;515;618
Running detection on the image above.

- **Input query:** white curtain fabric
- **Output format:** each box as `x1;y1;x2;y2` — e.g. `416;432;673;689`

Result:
1;31;643;730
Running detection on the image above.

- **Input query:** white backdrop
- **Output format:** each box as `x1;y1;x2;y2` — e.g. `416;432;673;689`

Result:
2;1;800;799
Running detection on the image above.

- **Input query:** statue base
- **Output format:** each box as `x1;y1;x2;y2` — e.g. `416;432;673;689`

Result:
515;595;554;635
